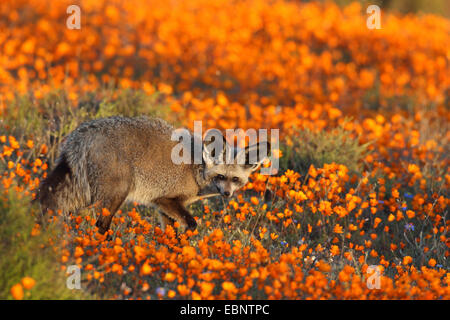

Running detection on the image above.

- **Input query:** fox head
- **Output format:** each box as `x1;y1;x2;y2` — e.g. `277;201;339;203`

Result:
202;132;270;198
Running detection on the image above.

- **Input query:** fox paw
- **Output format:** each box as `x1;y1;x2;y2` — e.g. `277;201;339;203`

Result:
185;215;197;231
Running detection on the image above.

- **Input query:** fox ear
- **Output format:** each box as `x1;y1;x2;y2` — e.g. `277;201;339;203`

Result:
203;129;227;167
237;141;271;172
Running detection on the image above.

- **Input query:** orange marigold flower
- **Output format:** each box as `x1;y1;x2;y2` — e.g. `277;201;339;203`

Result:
177;284;190;296
330;245;340;256
250;197;259;205
40;144;48;155
142;282;150;292
168;290;176;298
164;272;176;282
373;217;382;228
9;136;19;149
102;208;110;216
333;224;343;234
141;263;152;275
403;256;413;265
318;261;331;272
428;259;437;267
21;277;36;290
74;246;84;258
406;210;415;219
338;270;350;282
222;281;237;293
272;149;282;159
407;164;420;174
10;284;24;300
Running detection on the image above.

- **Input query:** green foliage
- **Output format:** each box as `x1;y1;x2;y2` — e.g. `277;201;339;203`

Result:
94;89;170;119
279;120;372;175
0;190;91;299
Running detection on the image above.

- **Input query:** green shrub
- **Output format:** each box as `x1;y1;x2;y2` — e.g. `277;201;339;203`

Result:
94;89;170;119
0;190;91;299
280;120;372;175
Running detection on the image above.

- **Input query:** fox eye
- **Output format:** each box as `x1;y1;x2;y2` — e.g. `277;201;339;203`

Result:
216;174;225;180
232;177;240;183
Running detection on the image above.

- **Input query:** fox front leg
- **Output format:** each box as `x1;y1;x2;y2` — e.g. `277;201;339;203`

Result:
158;212;175;231
155;198;197;231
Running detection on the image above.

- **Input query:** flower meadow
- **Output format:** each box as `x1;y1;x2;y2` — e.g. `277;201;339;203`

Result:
0;0;449;300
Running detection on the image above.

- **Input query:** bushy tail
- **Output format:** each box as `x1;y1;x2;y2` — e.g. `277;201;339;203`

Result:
38;151;91;218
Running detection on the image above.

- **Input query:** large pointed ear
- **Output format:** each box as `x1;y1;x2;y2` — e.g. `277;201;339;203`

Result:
237;141;271;172
203;129;227;167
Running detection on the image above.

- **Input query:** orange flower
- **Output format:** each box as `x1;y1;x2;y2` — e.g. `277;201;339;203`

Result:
330;245;340;256
373;217;382;228
250;197;259;206
167;290;176;298
333;224;343;234
407;164;420;174
428;259;437;267
74;246;84;258
21;277;36;290
406;210;415;219
403;256;413;265
177;284;190;296
10;284;24;300
39;144;48;155
140;263;152;275
164;272;176;282
317;261;331;272
222;281;237;293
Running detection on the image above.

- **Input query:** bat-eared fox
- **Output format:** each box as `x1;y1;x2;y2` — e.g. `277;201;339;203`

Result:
39;116;270;234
